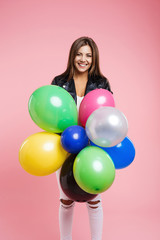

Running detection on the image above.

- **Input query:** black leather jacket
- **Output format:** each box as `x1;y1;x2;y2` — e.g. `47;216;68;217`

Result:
51;75;113;104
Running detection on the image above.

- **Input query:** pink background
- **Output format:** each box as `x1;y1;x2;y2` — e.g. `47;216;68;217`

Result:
0;0;160;239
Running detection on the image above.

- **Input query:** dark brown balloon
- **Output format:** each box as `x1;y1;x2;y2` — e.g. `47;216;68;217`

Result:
60;154;97;202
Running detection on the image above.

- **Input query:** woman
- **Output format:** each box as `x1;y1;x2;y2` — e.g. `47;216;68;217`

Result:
51;36;113;240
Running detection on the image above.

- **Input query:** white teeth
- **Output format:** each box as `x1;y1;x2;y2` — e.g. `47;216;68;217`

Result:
79;63;87;66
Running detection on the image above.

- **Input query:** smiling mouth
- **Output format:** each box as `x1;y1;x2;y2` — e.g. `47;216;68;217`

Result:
78;63;87;67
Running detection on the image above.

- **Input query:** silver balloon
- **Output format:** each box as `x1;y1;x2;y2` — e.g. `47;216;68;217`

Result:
85;107;128;147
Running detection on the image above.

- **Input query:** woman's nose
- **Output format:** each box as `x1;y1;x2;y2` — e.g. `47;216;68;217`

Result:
80;55;86;62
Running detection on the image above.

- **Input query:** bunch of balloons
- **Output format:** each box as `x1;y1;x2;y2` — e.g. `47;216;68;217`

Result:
19;85;135;202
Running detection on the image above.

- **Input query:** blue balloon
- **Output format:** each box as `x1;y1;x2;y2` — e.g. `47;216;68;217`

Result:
90;137;135;169
61;126;89;154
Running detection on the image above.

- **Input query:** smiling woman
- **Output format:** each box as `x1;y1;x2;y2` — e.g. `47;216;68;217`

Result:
51;36;113;240
74;45;92;74
51;36;112;102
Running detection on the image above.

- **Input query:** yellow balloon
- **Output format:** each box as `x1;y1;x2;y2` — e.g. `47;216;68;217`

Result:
19;132;69;176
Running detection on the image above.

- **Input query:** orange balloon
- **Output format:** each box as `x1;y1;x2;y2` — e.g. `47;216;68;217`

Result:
19;132;69;176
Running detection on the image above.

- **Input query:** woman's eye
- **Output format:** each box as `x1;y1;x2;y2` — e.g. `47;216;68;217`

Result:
76;53;92;57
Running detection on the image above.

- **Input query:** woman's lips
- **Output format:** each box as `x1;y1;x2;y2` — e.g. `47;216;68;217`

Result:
78;63;87;67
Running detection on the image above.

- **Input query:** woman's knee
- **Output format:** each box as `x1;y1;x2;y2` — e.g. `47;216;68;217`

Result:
87;200;102;209
60;199;75;209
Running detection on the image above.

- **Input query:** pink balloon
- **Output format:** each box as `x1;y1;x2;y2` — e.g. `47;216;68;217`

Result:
79;89;115;127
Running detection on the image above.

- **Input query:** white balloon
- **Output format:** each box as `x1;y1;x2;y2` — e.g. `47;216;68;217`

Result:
85;107;128;147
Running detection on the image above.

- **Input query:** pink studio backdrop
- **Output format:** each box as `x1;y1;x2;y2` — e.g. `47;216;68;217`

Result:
0;0;160;239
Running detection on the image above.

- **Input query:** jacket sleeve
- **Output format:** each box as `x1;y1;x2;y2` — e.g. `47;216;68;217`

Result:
101;78;113;94
51;77;58;85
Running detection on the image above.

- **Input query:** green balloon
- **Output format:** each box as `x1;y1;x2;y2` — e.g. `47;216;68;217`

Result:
73;146;115;194
28;85;78;133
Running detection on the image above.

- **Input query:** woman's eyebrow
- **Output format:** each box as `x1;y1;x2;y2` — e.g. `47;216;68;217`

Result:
77;51;92;53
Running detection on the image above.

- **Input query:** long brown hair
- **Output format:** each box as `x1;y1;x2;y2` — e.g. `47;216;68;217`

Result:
59;36;105;81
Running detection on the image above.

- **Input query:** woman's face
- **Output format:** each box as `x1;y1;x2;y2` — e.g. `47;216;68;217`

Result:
74;45;92;74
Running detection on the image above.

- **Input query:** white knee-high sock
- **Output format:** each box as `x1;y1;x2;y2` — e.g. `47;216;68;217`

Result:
87;200;103;240
59;201;75;240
